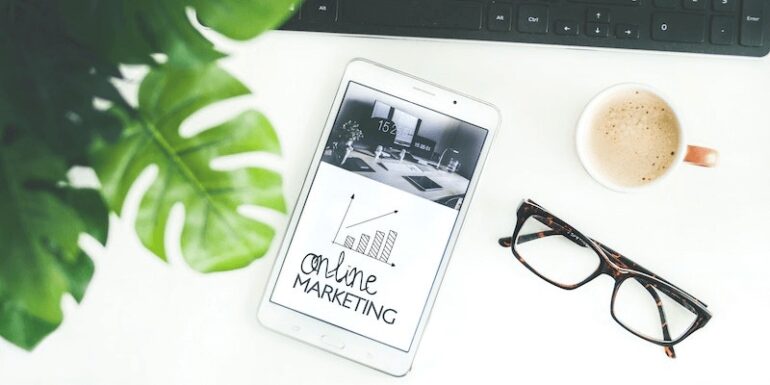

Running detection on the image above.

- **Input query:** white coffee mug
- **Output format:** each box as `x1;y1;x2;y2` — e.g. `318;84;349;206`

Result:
576;83;718;192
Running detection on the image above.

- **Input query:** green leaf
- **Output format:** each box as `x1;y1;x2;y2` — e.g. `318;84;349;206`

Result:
0;0;297;351
1;0;300;165
58;0;301;67
57;1;218;68
0;4;127;166
0;133;109;350
194;0;301;41
0;0;300;169
92;64;286;272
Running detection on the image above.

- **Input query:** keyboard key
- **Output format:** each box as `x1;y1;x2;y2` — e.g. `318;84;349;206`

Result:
740;0;765;46
616;24;640;39
488;2;512;32
587;8;611;23
518;4;549;34
683;0;706;10
713;0;737;12
568;0;641;6
341;0;482;30
711;16;735;44
652;12;706;43
586;22;610;37
441;1;484;30
655;0;678;8
555;20;580;35
303;0;338;23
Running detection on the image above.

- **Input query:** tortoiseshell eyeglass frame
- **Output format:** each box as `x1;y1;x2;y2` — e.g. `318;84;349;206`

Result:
498;199;712;358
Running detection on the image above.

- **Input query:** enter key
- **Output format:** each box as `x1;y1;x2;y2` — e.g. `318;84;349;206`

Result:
741;0;765;47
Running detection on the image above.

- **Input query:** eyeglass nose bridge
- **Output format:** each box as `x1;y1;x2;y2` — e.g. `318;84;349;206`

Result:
597;254;630;279
589;242;642;281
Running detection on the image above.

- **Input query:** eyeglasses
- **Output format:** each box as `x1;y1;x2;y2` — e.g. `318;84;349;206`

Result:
498;199;711;358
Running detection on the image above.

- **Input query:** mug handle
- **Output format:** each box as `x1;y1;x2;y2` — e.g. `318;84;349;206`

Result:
684;145;719;168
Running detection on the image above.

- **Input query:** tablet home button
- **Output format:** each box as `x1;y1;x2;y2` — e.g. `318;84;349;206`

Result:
321;335;345;350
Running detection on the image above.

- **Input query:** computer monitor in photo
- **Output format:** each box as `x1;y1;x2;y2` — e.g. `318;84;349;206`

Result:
371;100;421;149
411;136;436;160
391;109;420;148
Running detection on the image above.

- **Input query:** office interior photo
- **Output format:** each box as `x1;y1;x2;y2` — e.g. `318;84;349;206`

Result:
321;82;487;210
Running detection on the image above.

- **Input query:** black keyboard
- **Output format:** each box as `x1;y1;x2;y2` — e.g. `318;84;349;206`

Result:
281;0;769;57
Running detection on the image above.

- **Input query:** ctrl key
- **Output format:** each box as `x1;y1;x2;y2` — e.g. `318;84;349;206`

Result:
518;4;549;34
740;0;764;47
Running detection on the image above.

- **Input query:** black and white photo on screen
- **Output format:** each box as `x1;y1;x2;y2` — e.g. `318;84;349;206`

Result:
322;82;488;210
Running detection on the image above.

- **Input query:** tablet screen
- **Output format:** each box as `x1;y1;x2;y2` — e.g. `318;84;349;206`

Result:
269;81;489;352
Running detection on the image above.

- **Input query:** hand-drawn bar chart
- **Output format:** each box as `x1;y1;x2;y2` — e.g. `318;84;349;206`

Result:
333;194;399;267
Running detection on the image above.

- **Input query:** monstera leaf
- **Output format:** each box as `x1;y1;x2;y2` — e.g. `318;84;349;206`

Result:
92;64;286;272
0;0;298;350
58;0;300;68
0;133;108;350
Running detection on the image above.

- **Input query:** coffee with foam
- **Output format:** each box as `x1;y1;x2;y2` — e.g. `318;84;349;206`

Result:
587;89;680;187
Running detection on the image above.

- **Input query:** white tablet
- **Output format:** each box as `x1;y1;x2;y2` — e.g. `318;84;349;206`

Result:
258;59;499;376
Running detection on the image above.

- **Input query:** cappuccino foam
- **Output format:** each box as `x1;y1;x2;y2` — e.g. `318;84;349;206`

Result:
588;89;680;187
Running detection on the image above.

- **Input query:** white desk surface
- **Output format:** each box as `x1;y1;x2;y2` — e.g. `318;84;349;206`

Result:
2;31;769;385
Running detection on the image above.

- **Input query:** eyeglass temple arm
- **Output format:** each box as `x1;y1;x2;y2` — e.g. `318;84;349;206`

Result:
498;230;584;249
498;216;588;248
507;230;584;246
